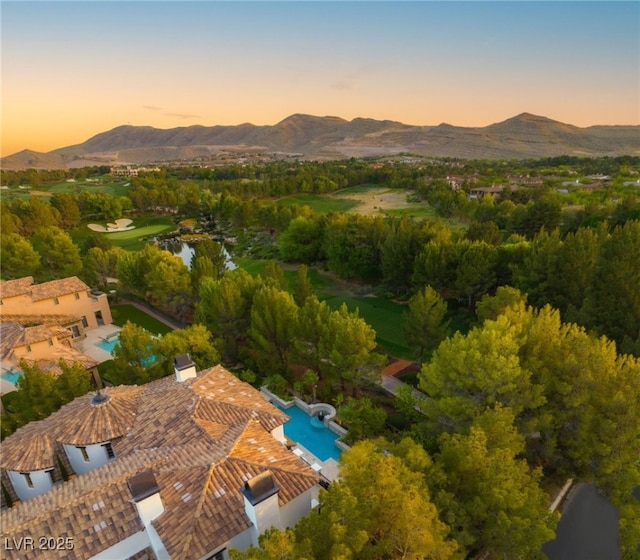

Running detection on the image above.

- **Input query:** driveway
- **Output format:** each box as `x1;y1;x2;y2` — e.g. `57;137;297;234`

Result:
542;483;620;560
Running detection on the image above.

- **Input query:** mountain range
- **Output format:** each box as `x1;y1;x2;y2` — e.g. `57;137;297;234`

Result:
3;113;639;170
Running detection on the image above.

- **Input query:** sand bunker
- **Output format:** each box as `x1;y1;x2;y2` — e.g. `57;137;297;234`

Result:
333;188;417;215
87;218;135;232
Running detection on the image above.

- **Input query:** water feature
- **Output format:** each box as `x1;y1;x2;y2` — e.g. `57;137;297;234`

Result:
276;403;343;462
160;240;236;271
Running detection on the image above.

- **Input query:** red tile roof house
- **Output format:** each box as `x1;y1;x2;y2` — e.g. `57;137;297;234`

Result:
0;360;321;560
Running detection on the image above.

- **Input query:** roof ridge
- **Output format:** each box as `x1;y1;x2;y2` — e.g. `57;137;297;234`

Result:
176;463;218;558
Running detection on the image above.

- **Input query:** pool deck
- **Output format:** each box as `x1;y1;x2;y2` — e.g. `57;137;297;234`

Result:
290;442;340;483
77;325;122;363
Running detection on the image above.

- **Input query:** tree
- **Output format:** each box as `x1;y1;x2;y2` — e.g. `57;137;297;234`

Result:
248;286;298;376
144;252;193;319
337;397;387;444
418;314;545;432
196;270;262;364
82;247;121;288
109;322;156;385
32;227;83;278
0;234;41;279
292;264;314;306
431;409;557;559
261;260;288;291
234;438;458;560
380;215;417;294
475;286;527;323
319;303;384;395
293;439;458;560
294;295;332;376
50;193;81;229
191;238;227;279
279;216;322;263
403;285;450;362
55;360;94;401
581;220;640;348
454;241;498;308
153;324;220;374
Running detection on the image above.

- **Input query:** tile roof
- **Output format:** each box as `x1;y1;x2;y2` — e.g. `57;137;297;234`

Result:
0;277;34;299
29;277;90;302
50;385;145;445
0;314;80;327
1;365;320;559
0;420;56;471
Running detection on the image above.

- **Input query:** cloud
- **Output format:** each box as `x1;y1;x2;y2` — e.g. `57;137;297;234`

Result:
143;105;163;111
165;113;201;119
330;65;376;91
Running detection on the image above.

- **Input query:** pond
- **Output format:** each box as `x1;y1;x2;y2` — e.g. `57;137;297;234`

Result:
161;240;237;271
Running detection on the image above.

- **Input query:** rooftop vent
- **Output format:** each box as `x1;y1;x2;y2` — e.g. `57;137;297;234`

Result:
91;390;111;406
127;470;160;503
241;471;279;506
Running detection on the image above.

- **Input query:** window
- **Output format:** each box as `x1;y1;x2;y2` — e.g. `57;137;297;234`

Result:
26;344;32;353
53;297;60;305
48;338;54;346
71;326;81;338
75;292;80;300
20;472;34;488
77;446;90;462
102;442;116;460
81;316;89;328
46;469;55;484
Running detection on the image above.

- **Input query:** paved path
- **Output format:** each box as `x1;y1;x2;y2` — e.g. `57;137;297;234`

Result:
542;483;620;560
380;373;429;404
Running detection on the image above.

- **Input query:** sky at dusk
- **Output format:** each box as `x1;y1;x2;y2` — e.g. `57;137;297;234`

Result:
1;1;639;156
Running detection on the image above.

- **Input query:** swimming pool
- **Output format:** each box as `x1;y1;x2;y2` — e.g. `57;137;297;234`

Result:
97;337;120;353
277;404;342;462
1;369;24;385
97;335;157;365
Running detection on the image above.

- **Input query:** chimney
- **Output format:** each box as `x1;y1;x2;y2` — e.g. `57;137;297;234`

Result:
127;470;164;525
128;470;169;560
174;354;196;382
241;471;282;538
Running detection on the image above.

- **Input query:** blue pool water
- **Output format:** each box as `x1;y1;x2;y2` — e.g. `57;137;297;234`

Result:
277;404;342;462
97;335;157;365
97;337;120;353
1;369;24;385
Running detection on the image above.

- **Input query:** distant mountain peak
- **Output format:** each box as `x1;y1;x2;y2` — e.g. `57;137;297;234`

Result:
2;113;638;169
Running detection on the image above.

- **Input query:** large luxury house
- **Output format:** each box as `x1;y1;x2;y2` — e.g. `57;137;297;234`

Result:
0;360;321;559
0;276;113;384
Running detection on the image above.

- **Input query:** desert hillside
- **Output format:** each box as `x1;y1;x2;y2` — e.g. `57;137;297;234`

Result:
3;113;639;170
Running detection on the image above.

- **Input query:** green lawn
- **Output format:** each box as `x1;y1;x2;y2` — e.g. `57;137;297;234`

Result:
44;180;131;197
70;216;176;251
321;294;412;360
275;194;359;214
110;304;174;335
334;184;381;195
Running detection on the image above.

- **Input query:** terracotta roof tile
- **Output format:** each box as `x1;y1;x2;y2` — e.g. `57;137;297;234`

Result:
50;386;144;445
0;421;56;471
0;277;34;299
29;277;90;302
0;366;321;559
0;314;80;326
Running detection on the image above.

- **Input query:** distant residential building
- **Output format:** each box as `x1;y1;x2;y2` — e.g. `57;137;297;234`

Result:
0;277;112;385
0;362;322;560
0;277;112;333
468;185;507;199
